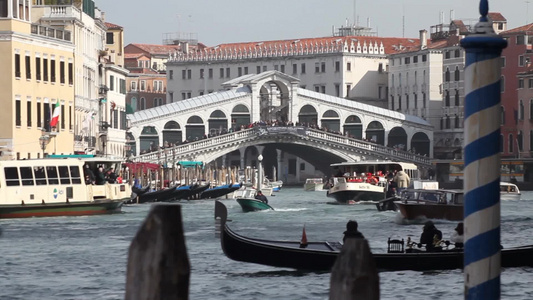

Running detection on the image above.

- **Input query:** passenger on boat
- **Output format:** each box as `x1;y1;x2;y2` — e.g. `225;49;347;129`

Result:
393;169;411;194
420;221;442;251
95;166;106;185
106;168;118;183
255;191;268;203
343;220;365;242
83;164;95;184
366;173;378;185
450;222;464;248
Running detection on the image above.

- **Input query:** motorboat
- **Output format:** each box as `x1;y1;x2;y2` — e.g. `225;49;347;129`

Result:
235;198;274;212
500;182;521;201
304;178;324;191
394;189;464;221
327;161;419;204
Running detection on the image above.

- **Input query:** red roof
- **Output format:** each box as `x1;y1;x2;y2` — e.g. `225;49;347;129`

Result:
488;12;506;22
207;36;422;55
501;23;533;35
105;22;123;30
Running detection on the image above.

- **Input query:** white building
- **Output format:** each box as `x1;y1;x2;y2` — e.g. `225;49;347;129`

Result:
165;36;422;111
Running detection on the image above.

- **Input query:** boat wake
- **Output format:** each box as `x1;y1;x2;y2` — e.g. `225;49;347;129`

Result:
273;208;308;212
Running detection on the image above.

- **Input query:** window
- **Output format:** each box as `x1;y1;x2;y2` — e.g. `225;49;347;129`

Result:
455;49;461;57
315;86;320;92
293;64;297;74
5;167;20;186
455;115;460;128
60;61;65;84
35;57;41;81
15;54;21;78
406;94;410;109
274;65;278;71
131;81;137;91
220;68;224;78
422;54;427;62
519;55;525;67
182;69;186;79
501;76;505;93
391;95;395;110
34;166;46;185
169;70;173;80
446;115;451;129
15;98;21;126
263;66;267;72
301;63;306;74
140;80;146;91
50;58;56;82
455;90;460;106
27;100;31;127
321;62;325;73
43;58;48;81
58;166;71;184
37;102;41;127
187;69;191;79
445;91;450;107
70;166;82;184
120;79;126;94
405;57;410;64
519;79;524;89
445;68;450;82
106;32;114;44
0;0;7;17
335;61;340;72
413;56;418;63
517;35;525;45
509;134;514;153
321;85;326;93
315;62;319;73
238;67;242;76
61;104;65;129
46;166;59;185
335;84;340;97
68;62;73;85
280;65;285;73
25;55;31;79
257;66;261;74
109;75;115;91
529;79;533;88
169;92;173;103
244;67;248;74
347;62;351;71
226;67;230;77
520;100;525;120
414;93;418;108
346;84;351;98
455;67;460;81
501;57;506;68
208;68;213;78
445;51;451;59
530;99;533;120
501;106;505;124
20;167;34;186
69;106;72;130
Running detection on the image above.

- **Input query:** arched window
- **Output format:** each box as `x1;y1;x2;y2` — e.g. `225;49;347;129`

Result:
445;68;450;82
454;66;460;81
518;130;523;151
500;134;504;153
446;115;451;129
509;133;514;153
530;99;533;120
519;100;524;120
445;90;450;107
140;97;146;110
501;106;505;125
454;90;460;106
454;115;460;128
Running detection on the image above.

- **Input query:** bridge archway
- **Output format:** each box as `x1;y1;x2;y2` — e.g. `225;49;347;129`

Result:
387;127;408;149
343;115;362;139
185;116;205;140
231;104;250;130
139;126;159;153
260;81;290;123
411;132;431;156
163;121;182;146
321;110;340;132
365;121;385;145
208;110;228;136
298;105;318;126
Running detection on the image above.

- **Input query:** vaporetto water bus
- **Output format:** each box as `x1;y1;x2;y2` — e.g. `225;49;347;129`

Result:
0;157;131;218
327;161;419;204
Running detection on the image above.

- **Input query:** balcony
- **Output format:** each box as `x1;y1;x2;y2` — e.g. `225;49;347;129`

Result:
40;6;82;21
31;24;72;42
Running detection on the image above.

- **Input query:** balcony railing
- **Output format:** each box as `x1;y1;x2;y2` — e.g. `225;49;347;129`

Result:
31;24;72;42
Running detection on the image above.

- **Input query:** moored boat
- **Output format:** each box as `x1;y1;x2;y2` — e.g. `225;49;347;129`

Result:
200;183;242;199
215;201;533;271
394;189;464;221
0;157;131;219
236;198;274;212
500;182;521;201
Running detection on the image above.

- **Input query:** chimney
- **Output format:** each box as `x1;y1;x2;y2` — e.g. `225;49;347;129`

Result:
180;42;189;54
419;29;427;50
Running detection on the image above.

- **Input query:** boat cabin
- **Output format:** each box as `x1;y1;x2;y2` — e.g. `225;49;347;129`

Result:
399;189;464;205
330;161;419;184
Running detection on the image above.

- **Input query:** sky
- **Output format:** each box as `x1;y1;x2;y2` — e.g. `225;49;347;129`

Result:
96;0;531;47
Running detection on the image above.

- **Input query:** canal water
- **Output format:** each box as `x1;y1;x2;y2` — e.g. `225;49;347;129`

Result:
1;187;533;299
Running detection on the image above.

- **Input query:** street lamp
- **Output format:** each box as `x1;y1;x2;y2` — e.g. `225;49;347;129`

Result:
257;154;263;191
39;129;50;157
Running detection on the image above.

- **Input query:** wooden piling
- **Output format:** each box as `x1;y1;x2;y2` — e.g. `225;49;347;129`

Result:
329;238;379;300
125;204;190;300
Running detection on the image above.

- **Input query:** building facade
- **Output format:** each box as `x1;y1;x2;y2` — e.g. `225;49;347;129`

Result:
0;0;75;159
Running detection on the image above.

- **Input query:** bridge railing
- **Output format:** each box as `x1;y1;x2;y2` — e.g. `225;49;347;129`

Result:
132;126;432;168
305;128;432;166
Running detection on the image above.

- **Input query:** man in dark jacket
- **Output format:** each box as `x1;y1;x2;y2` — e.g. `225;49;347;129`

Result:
420;221;443;251
255;191;268;203
343;220;365;242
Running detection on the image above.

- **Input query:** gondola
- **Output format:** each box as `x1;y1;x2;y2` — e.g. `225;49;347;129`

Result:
132;185;150;196
215;201;533;272
128;186;178;204
184;182;211;200
200;183;242;199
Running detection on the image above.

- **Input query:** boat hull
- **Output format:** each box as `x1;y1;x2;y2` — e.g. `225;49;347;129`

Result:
327;187;385;203
304;183;324;191
236;198;274;212
0;199;124;219
500;192;521;201
395;202;463;221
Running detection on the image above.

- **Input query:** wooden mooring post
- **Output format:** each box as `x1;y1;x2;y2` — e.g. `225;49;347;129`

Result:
125;204;190;300
329;238;379;300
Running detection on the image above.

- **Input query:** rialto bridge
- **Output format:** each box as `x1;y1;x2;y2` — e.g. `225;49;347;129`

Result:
127;71;434;183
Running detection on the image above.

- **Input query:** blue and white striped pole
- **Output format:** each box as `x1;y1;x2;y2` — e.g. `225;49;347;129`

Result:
460;1;507;299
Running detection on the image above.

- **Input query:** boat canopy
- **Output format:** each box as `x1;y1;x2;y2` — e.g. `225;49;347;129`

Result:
177;161;204;168
330;161;419;179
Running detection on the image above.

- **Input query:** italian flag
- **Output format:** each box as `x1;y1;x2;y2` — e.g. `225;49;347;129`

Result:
50;102;61;127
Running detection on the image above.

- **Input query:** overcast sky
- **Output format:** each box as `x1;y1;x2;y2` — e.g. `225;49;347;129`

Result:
96;0;530;46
